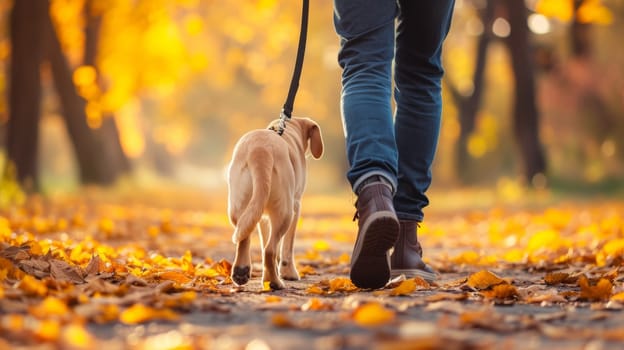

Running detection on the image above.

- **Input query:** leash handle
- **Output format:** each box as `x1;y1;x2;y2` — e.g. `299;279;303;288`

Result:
281;0;309;121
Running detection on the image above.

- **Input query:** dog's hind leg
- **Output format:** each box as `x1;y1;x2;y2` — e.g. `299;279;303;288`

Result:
279;200;301;281
232;230;253;286
263;213;291;290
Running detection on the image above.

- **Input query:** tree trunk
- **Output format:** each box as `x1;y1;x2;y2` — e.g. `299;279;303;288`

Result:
44;6;116;185
83;1;131;176
456;1;496;180
572;0;592;59
6;0;48;190
504;0;547;184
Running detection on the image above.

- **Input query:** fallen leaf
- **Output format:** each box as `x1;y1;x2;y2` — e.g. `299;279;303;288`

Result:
466;270;506;290
578;275;612;301
158;271;192;284
352;302;395;327
301;298;333;311
29;296;70;319
84;255;103;276
119;304;179;324
34;319;61;342
481;284;519;300
425;292;469;302
17;275;48;297
328;277;358;293
62;323;94;349
265;295;282;303
305;285;324;295
544;272;571;285
50;259;85;283
271;313;293;328
390;279;416;296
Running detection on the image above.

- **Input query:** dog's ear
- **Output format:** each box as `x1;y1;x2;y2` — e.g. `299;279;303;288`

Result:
306;119;324;159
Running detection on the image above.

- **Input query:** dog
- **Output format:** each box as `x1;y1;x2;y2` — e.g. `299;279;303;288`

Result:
227;117;323;290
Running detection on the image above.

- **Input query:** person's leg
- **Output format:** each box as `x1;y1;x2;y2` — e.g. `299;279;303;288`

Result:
334;0;398;192
334;0;399;289
393;0;455;221
391;0;455;282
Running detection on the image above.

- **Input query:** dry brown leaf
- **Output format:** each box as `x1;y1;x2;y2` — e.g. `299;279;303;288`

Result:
50;259;84;284
271;313;294;328
466;270;506;290
84;255;103;276
425;292;469;302
544;272;571;285
481;284;519;300
578;275;612;301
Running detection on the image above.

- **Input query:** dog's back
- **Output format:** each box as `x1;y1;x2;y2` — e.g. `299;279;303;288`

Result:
227;130;294;243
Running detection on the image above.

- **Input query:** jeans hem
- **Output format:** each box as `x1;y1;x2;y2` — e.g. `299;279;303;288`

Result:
353;171;397;195
395;212;424;222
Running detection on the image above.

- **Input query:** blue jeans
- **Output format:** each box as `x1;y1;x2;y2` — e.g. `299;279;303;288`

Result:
334;0;454;221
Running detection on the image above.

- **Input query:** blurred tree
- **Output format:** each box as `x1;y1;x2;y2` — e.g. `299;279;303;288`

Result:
82;0;131;177
503;0;547;184
5;0;129;189
447;0;496;183
6;0;47;190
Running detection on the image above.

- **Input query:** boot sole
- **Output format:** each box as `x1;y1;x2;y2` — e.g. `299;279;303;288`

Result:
390;268;437;283
350;211;399;289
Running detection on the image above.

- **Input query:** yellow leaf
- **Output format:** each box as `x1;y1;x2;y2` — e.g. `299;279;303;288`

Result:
390;279;416;296
35;319;61;341
30;297;69;318
352;302;395;327
119;304;179;324
579;276;612;302
265;295;282;303
62;323;94;349
301;298;333;311
610;292;624;302
159;271;192;284
596;239;624;267
18;275;48;297
94;304;120;324
328;277;358;293
466;270;506;290
263;281;272;291
297;265;317;277
305;285;324;295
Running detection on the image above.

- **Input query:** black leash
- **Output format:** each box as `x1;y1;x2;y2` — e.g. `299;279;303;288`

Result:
274;0;309;136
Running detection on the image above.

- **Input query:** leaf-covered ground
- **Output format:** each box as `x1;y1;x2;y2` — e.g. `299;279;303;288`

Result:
1;190;624;349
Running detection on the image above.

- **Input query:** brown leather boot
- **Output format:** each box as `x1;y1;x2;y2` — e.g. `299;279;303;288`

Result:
350;176;399;289
390;220;436;282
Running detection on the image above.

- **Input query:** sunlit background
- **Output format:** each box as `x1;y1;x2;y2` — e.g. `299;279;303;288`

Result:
0;0;623;203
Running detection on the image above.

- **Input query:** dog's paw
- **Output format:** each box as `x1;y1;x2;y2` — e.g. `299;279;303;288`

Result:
279;262;300;281
232;266;251;286
267;279;286;290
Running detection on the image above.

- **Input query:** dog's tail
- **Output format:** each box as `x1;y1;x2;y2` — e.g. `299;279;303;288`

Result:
232;147;273;243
